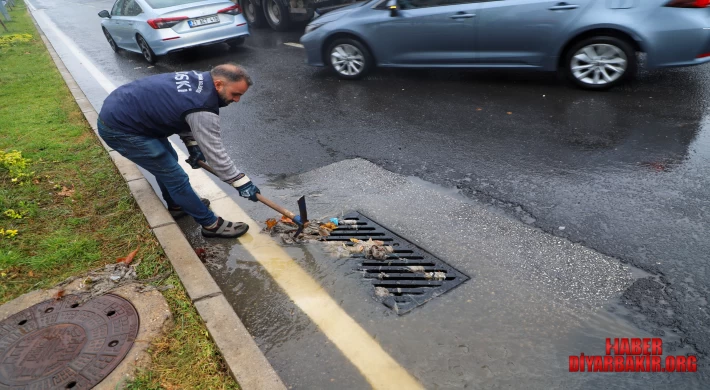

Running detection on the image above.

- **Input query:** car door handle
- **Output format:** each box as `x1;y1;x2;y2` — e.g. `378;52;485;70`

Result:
549;2;579;10
450;13;476;19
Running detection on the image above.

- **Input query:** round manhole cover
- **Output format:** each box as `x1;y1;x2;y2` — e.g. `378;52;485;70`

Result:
0;294;139;389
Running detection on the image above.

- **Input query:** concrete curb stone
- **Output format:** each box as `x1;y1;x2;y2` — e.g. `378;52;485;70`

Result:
152;224;222;301
27;10;286;390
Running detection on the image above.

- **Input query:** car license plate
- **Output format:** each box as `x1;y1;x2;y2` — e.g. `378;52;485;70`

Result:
188;15;219;28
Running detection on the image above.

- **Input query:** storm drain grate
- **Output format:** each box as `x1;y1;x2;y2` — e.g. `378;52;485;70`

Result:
326;212;470;315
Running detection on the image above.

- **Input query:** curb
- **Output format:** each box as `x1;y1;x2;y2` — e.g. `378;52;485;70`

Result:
28;10;286;390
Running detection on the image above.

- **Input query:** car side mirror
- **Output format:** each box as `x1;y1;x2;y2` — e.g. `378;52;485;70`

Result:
98;10;111;18
387;0;399;16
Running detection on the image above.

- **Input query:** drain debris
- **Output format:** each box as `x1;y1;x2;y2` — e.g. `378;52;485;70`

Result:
262;217;339;244
327;212;470;315
261;212;470;314
346;238;394;260
57;262;171;304
375;286;391;297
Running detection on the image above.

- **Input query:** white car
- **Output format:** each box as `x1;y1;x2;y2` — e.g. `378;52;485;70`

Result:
98;0;250;64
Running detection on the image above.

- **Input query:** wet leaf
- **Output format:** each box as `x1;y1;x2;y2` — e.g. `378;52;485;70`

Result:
507;112;512;115
265;218;278;229
28;271;34;277
54;289;65;300
195;248;207;263
57;186;74;197
117;246;140;265
321;222;337;231
349;238;361;244
280;215;294;224
476;108;483;111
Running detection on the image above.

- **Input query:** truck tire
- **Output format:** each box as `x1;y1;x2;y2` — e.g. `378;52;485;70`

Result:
264;0;291;31
239;0;267;28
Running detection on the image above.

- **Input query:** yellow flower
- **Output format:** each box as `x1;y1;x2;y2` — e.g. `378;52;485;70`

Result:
5;230;18;238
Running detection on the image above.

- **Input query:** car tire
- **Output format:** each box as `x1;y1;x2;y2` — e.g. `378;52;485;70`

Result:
102;27;120;53
228;37;246;48
264;0;291;32
136;35;157;65
327;38;372;80
563;36;636;91
240;0;267;28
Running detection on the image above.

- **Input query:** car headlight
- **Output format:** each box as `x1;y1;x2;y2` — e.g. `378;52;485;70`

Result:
305;22;328;34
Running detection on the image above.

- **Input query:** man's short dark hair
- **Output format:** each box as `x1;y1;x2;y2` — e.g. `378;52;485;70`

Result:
210;63;253;86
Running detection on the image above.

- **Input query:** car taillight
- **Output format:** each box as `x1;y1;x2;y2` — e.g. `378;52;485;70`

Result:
147;17;188;29
666;0;710;7
217;5;242;15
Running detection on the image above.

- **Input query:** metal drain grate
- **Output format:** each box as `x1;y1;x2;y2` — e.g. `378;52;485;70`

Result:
326;212;470;315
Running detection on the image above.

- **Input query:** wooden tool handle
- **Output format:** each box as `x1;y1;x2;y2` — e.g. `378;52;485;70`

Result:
256;193;296;220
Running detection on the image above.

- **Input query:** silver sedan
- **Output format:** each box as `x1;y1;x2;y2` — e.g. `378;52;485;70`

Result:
99;0;250;64
301;0;710;90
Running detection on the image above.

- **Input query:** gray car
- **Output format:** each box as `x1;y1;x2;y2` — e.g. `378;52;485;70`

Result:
99;0;250;64
300;0;710;89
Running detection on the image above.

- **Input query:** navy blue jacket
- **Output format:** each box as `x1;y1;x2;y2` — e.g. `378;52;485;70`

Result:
99;71;220;137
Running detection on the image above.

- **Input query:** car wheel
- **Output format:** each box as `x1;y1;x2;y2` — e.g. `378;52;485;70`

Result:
264;0;291;32
228;37;246;48
327;38;372;80
136;35;157;65
564;36;636;91
102;27;119;53
240;0;266;28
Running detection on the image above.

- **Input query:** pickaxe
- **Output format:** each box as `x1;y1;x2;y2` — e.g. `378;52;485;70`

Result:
193;160;309;237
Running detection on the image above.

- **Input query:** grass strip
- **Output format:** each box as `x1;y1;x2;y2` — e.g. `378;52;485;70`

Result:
0;3;238;388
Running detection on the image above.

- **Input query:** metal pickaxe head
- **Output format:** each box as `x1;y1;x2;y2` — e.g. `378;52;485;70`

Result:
292;196;308;238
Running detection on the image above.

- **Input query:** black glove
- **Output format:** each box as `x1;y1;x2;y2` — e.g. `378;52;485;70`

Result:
181;136;205;169
231;173;260;202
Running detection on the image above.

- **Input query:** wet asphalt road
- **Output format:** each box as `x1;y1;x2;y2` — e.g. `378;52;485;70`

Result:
28;0;710;386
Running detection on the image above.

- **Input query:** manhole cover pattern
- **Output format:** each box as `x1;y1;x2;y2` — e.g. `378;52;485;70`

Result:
326;212;470;315
0;294;139;389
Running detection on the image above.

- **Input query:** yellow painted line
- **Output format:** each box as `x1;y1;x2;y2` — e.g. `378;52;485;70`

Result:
177;149;424;390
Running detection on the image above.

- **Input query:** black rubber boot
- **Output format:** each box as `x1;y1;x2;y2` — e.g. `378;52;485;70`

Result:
202;217;249;238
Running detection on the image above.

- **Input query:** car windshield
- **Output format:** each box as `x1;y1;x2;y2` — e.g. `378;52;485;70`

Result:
144;0;207;9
